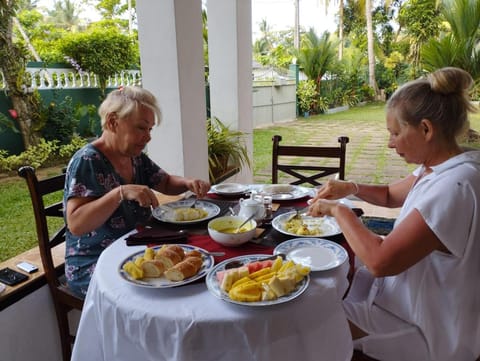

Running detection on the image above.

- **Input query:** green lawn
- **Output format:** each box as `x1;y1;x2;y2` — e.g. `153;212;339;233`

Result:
1;102;479;262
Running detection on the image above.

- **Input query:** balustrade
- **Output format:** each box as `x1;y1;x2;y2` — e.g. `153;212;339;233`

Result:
0;66;141;91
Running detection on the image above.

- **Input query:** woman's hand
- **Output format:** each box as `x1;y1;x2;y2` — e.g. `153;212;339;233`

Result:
122;184;159;208
186;179;211;198
313;179;357;202
307;199;341;217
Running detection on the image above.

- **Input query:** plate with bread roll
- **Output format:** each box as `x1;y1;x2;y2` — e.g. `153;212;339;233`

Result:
120;244;214;288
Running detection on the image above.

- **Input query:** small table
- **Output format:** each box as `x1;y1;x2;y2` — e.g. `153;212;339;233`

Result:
71;188;355;361
72;246;353;360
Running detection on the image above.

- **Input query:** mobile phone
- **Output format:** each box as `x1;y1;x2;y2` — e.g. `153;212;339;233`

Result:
0;267;29;286
17;261;39;274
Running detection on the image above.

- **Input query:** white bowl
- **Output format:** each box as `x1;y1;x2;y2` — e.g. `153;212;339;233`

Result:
207;216;257;247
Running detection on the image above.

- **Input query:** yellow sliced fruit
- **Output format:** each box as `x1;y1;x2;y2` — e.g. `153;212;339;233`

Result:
230;276;252;289
134;256;145;267
144;247;155;261
295;263;311;276
278;260;295;273
122;261;144;280
229;284;262;302
271;256;283;272
249;267;272;279
253;271;277;283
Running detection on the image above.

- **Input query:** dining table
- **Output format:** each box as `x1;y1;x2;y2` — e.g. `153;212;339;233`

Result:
71;184;356;361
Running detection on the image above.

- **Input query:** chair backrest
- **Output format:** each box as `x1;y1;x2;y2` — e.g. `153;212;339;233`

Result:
272;135;349;186
18;166;67;288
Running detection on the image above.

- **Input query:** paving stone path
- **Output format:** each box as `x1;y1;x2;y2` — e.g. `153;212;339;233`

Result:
253;118;415;186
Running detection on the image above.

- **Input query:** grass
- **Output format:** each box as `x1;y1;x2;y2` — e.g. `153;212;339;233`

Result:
1;103;479;262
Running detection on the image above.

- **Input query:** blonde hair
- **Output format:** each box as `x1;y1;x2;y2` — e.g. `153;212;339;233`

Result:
98;86;162;129
387;67;477;141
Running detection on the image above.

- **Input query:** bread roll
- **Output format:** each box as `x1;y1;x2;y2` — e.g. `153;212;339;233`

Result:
141;260;165;277
155;245;185;268
185;250;202;259
164;256;203;281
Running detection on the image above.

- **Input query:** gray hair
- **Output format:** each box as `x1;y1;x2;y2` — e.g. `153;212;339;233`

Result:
98;86;162;129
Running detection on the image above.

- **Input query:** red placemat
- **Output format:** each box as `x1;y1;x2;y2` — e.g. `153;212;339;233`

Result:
188;234;274;263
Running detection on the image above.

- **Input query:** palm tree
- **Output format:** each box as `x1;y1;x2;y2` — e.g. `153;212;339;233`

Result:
365;0;379;97
47;0;80;31
296;29;337;93
422;0;480;82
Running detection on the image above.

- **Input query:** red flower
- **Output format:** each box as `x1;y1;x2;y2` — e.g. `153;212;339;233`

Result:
8;109;17;119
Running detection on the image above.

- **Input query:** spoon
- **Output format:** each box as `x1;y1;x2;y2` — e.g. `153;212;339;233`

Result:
224;253;287;270
234;214;256;233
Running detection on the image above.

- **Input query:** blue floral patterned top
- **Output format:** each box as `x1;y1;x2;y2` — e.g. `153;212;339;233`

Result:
63;143;167;297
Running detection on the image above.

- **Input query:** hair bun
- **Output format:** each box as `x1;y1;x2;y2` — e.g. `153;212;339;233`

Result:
428;67;473;95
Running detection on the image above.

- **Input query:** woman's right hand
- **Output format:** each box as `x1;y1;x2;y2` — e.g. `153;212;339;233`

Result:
312;179;357;202
121;184;159;208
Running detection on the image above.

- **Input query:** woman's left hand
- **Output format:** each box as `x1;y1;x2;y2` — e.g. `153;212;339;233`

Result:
307;199;340;217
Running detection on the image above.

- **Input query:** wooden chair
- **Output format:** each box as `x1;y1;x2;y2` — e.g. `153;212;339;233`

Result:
18;166;83;361
272;135;349;186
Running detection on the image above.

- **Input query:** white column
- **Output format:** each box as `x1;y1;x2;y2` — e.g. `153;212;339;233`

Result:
136;0;208;180
207;0;254;183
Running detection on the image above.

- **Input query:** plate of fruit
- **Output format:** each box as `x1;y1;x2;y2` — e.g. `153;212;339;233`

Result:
205;254;310;306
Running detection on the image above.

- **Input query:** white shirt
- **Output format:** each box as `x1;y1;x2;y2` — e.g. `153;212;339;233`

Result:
375;151;480;361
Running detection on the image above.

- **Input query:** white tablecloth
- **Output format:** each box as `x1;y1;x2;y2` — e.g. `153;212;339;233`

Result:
71;234;353;361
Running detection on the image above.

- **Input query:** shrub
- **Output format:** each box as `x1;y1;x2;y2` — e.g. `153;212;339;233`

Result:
297;80;318;114
40;95;78;145
0;136;87;174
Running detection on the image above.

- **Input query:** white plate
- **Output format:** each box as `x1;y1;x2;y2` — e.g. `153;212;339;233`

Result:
252;184;313;201
152;200;220;224
274;238;348;271
272;212;341;237
206;254;310;306
119;244;214;288
210;183;250;196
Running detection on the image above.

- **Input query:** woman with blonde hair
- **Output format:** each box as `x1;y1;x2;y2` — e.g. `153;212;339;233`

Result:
64;86;210;297
310;67;480;360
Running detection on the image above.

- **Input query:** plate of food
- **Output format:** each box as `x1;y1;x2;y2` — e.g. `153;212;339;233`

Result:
274;238;348;271
119;244;215;288
152;200;220;224
255;184;313;201
206;254;310;306
272;212;341;237
210;183;250;196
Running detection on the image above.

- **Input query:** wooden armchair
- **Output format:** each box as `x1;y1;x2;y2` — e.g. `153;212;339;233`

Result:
272;135;349;186
18;166;83;361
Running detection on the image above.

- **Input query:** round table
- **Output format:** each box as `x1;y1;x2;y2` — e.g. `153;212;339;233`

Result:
71;233;353;361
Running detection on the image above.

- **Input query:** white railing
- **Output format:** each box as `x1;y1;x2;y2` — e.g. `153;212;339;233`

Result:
0;66;142;91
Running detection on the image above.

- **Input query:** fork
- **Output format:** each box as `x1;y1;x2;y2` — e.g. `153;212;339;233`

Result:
286;207;308;222
189;197;197;208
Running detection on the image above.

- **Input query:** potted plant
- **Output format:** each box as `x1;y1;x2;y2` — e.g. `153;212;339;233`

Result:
297;79;318;117
207;117;251;183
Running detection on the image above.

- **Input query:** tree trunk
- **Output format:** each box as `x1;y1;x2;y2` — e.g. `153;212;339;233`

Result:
0;1;41;149
338;0;344;60
365;0;379;97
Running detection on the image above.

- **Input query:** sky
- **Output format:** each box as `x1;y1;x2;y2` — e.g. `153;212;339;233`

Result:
36;0;338;38
252;0;337;39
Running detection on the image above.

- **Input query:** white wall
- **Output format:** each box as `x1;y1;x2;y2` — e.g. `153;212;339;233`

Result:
1;286;62;361
253;83;297;127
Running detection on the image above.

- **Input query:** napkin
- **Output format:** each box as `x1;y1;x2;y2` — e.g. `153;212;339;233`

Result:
126;228;188;246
